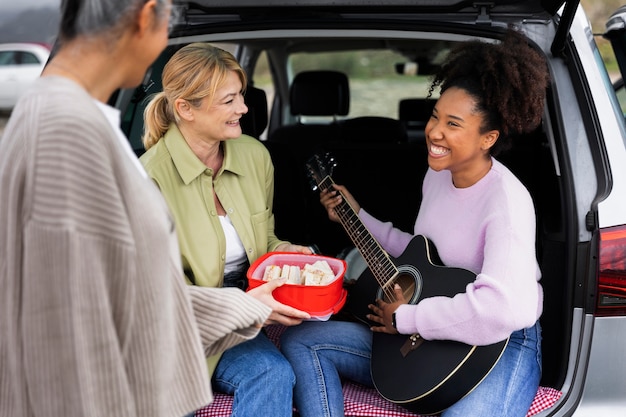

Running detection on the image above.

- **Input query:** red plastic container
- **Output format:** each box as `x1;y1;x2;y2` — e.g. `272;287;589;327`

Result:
247;252;347;319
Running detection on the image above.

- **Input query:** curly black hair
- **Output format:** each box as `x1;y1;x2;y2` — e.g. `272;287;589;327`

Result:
428;28;550;156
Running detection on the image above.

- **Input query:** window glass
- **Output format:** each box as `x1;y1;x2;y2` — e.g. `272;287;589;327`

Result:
593;42;626;140
250;51;272;139
20;52;41;65
288;50;434;121
253;50;273;101
0;51;16;66
615;80;626;117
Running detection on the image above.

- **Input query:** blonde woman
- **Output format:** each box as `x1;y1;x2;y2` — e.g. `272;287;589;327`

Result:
140;43;311;417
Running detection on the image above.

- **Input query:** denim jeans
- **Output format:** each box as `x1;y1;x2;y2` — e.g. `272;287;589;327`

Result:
442;321;542;417
280;320;373;417
213;330;295;417
280;320;542;417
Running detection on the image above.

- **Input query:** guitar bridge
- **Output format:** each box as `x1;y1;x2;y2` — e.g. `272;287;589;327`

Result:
400;333;423;357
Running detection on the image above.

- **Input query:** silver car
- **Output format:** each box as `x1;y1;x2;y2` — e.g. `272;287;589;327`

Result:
116;1;626;415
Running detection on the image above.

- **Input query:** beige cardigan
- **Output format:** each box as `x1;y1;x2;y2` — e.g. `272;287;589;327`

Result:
0;77;271;417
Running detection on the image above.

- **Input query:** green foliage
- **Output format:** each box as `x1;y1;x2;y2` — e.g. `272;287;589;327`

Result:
580;0;622;74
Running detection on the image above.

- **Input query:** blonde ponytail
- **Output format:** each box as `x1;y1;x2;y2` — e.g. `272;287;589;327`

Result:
142;92;173;150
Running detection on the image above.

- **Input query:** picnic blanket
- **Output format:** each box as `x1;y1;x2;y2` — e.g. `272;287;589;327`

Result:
196;325;562;417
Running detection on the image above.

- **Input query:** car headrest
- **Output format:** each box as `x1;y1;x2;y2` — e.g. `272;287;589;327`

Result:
339;116;408;143
290;70;350;117
241;85;268;138
398;98;435;125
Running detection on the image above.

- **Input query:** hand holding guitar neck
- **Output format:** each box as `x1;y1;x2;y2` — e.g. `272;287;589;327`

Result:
320;184;360;223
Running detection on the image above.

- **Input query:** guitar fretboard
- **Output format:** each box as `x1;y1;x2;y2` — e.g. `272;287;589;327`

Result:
318;176;399;291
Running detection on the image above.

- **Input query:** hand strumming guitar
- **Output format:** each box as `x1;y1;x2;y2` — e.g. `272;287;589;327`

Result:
367;284;407;334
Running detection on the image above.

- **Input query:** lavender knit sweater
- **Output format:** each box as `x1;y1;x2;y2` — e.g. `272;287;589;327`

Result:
360;159;543;345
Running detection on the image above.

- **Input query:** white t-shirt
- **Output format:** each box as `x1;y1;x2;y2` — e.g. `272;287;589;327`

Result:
219;215;247;274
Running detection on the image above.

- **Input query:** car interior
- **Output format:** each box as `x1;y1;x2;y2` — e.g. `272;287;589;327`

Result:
121;34;569;392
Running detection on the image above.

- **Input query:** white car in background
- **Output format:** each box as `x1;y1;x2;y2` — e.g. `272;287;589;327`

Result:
0;43;49;111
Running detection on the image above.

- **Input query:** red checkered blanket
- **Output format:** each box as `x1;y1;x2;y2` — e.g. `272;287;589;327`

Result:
196;325;562;417
195;383;561;417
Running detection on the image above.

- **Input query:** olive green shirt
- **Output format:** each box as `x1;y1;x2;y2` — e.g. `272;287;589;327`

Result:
139;125;289;373
140;124;289;289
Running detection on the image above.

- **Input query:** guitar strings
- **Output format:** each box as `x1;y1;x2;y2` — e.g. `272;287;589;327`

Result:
316;173;399;294
320;178;398;302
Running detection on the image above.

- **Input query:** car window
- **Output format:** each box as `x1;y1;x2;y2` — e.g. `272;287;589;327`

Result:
286;50;434;121
614;78;626;118
0;51;43;66
0;51;16;66
592;44;626;141
19;52;42;65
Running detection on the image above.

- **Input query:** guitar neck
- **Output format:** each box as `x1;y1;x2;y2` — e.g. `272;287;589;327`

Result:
318;176;398;283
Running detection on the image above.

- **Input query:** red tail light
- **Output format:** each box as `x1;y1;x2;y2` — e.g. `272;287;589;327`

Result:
597;225;626;316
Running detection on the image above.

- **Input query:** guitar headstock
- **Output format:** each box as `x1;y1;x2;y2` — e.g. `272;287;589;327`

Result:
305;152;336;191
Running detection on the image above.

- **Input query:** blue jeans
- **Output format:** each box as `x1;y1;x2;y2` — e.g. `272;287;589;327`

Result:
442;321;542;417
280;320;541;417
212;330;295;417
280;321;373;417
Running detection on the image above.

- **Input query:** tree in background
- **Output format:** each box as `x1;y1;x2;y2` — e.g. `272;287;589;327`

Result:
581;0;623;74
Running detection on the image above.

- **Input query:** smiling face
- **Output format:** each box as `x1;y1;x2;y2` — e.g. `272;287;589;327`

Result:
188;70;248;143
424;87;499;188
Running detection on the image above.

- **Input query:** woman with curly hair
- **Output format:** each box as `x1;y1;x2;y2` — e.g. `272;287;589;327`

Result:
280;28;550;417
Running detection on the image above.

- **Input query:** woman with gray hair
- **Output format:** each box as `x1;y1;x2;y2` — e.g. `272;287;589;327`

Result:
0;1;299;417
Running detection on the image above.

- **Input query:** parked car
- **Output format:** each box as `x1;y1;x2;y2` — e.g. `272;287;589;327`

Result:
114;0;626;415
0;42;49;111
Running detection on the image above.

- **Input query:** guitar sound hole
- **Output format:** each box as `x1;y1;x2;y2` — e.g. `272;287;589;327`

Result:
377;266;422;305
389;274;416;303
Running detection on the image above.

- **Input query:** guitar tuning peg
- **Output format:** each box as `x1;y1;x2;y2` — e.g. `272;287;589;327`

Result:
306;172;319;191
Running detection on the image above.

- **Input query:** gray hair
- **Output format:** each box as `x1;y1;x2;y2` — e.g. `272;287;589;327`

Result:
59;0;169;41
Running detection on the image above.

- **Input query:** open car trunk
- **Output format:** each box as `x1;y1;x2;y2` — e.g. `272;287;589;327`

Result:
115;0;626;414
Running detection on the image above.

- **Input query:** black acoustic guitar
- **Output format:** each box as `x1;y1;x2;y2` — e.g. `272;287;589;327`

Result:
305;153;509;415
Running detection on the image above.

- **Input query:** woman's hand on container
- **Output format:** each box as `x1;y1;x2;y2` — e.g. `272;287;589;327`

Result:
247;278;311;325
